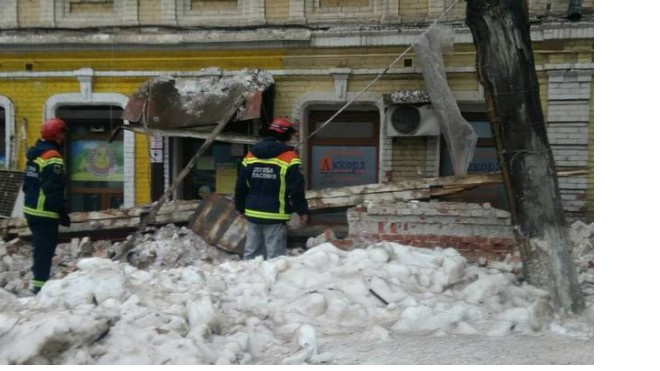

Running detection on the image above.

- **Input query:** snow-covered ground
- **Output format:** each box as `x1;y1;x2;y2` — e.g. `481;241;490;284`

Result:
0;222;594;365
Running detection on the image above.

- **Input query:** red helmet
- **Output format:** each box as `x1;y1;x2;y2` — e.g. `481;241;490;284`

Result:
41;118;67;144
268;118;296;135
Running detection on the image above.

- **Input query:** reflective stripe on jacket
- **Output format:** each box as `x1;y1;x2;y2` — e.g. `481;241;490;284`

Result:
23;141;67;220
235;145;309;224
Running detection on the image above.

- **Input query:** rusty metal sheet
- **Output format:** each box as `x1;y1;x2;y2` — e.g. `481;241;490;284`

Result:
237;91;262;121
122;95;146;123
188;193;246;255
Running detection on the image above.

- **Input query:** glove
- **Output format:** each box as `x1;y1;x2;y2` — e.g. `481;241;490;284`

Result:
59;213;71;227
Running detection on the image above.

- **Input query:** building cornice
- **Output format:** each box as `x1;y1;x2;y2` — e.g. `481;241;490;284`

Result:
0;63;594;80
0;21;593;51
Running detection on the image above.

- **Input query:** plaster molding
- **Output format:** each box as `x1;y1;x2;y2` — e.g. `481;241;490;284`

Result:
0;96;16;169
291;90;386;181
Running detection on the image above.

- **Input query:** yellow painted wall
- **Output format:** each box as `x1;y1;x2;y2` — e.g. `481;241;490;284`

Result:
0;49;286;72
1;36;593;209
0;78;78;162
0;48;288;205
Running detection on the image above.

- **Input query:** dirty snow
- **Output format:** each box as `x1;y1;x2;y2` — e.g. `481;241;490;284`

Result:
0;222;594;365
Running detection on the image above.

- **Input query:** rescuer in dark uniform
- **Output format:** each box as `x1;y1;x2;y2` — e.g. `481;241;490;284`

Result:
23;118;71;294
234;118;309;260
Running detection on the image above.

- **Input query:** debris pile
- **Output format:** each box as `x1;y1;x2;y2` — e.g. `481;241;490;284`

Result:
0;225;239;296
0;221;594;364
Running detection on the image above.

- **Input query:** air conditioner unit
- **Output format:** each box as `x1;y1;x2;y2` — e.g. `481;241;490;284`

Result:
386;104;441;137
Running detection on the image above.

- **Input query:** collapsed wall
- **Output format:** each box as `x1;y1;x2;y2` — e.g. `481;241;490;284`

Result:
342;201;517;261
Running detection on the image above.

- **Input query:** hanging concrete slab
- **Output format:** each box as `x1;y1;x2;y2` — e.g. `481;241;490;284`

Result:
120;70;272;143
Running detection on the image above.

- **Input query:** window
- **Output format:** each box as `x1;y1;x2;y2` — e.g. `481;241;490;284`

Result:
307;109;379;224
306;0;399;23
175;0;264;25
53;0;137;27
180;140;246;200
440;111;509;210
56;105;125;212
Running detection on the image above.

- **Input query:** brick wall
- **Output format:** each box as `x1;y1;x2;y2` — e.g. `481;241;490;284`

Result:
6;0;593;28
388;136;438;181
342;201;517;261
546;68;593;221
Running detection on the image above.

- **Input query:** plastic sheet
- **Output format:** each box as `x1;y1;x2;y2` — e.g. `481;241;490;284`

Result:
414;24;478;175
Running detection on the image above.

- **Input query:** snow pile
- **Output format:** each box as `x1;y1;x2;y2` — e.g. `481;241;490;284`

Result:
0;221;594;364
0;240;567;365
173;69;272;114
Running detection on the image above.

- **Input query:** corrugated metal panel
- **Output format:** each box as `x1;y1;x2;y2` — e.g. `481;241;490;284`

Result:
188;193;246;255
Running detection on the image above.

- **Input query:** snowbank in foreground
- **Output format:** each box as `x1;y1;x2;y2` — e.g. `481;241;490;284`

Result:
0;233;593;364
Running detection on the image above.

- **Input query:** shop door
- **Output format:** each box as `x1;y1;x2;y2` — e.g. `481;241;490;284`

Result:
56;106;124;212
307;110;379;224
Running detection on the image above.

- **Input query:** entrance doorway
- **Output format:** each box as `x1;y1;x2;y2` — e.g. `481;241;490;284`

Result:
56;106;125;212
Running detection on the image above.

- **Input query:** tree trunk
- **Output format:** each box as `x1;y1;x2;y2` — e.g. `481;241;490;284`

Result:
465;0;584;313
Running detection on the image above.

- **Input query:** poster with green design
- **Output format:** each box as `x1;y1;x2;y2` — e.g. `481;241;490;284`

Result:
70;140;124;182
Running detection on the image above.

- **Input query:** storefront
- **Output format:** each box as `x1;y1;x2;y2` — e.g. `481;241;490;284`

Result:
306;109;380;224
56;106;125;212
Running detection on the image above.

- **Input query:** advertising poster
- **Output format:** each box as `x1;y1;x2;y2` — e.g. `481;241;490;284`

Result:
70;140;124;182
310;146;377;189
215;162;238;195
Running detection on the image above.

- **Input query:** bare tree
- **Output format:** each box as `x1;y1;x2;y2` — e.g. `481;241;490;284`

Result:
465;0;584;312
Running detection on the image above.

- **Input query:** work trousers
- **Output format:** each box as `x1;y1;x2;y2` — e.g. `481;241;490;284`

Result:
243;221;287;261
26;216;59;289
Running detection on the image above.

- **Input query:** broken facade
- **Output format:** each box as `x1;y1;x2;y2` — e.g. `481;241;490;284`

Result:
0;1;594;224
343;201;517;261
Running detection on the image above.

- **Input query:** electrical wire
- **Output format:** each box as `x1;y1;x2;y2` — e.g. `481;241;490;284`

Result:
303;0;463;143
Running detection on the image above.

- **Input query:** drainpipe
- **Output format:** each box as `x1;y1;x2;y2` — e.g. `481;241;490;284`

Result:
567;0;583;21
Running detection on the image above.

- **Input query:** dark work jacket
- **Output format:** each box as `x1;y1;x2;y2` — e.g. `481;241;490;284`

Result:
234;137;309;224
23;140;67;220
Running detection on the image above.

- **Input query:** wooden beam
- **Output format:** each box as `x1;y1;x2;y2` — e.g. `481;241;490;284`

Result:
0;170;589;240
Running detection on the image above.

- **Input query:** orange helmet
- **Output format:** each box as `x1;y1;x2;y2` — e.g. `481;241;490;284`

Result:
268;118;296;135
41;118;67;144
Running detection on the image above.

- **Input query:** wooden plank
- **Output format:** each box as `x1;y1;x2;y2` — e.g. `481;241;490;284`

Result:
123;125;260;145
1;169;590;240
307;189;431;209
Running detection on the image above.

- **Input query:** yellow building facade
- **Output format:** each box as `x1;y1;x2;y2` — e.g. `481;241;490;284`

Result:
0;0;594;221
